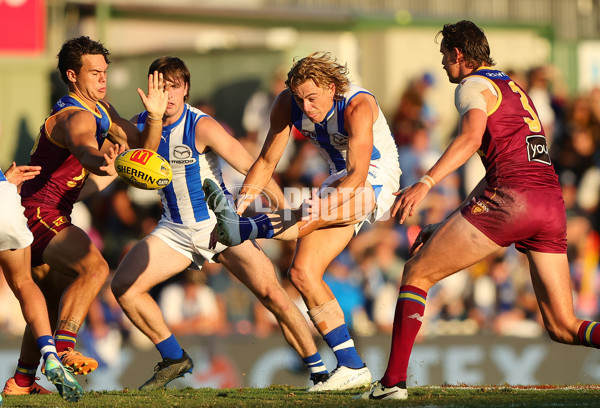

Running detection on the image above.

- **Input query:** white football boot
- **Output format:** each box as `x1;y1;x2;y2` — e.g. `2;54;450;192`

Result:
307;366;371;392
202;179;242;246
356;380;408;400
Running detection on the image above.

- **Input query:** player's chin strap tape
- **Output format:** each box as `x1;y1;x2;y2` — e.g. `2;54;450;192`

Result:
308;298;346;336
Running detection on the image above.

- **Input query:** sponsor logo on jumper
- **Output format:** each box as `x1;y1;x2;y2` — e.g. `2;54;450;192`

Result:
171;145;196;165
526;135;551;165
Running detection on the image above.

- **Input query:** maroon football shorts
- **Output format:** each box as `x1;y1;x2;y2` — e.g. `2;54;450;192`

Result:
23;206;72;266
461;185;567;254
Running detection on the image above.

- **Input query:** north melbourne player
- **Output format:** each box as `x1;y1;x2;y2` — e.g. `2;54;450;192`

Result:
203;51;402;391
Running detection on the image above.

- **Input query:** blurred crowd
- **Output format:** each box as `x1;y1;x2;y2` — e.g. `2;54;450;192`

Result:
1;64;599;370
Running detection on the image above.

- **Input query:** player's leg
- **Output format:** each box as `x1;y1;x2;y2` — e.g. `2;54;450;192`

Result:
526;251;589;345
42;225;108;375
5;264;73;396
363;213;501;400
0;247;52;339
287;225;372;391
218;241;329;386
111;235;194;390
203;177;375;245
0;250;82;401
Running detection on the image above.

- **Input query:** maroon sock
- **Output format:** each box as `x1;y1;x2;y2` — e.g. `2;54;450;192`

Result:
55;330;77;353
380;285;427;387
578;321;600;347
14;359;38;387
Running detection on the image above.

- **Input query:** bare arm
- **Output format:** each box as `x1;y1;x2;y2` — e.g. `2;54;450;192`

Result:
323;93;375;206
197;116;287;210
236;90;293;214
59;110;117;176
77;143;122;201
392;108;487;224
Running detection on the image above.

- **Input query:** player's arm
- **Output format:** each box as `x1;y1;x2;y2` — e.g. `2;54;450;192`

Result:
58;109;118;176
325;93;375;209
392;79;493;223
236;90;292;214
104;71;167;150
77;142;120;201
197;117;287;210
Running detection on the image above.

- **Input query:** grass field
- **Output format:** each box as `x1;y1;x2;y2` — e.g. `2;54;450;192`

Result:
3;385;600;407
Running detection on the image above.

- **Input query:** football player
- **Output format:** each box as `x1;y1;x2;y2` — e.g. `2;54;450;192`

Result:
110;56;330;390
3;36;167;395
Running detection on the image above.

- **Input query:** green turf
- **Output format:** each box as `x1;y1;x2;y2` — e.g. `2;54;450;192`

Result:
3;385;600;407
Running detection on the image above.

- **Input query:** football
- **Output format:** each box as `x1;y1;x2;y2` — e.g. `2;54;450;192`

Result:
114;148;172;190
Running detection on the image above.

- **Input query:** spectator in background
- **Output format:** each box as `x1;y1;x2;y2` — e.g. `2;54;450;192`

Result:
527;66;556;145
397;122;441;188
160;268;226;336
391;72;436;148
242;67;295;173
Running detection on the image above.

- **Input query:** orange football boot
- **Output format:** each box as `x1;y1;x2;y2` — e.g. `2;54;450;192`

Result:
3;377;52;395
57;348;98;375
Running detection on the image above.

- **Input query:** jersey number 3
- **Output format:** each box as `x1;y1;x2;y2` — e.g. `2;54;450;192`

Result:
509;81;542;133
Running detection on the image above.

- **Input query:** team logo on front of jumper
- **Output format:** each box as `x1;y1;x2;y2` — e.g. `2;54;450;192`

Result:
299;129;317;140
171;145;196;165
526;135;551;165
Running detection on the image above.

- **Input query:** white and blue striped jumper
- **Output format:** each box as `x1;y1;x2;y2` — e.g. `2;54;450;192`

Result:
291;84;400;181
136;104;227;224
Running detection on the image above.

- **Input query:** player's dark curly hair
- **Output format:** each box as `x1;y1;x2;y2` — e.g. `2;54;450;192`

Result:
286;51;350;100
149;56;191;102
57;36;110;85
436;20;495;69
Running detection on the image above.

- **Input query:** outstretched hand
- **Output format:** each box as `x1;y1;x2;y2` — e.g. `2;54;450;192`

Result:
100;144;126;176
4;162;41;186
137;71;167;121
391;182;430;224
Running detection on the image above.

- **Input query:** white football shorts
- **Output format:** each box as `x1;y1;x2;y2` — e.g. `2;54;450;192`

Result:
150;216;228;268
0;181;34;251
319;160;401;234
